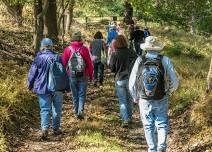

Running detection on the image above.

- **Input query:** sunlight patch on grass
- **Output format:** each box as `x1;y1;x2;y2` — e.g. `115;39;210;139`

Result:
76;132;126;152
0;130;7;152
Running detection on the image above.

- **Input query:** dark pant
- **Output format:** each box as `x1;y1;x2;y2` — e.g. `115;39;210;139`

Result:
134;41;143;56
93;62;104;83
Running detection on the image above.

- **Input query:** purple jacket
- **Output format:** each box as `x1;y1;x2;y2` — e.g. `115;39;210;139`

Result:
28;49;56;94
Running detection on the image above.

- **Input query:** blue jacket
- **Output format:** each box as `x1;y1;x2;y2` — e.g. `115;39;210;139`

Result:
28;49;56;94
129;51;179;100
106;29;118;47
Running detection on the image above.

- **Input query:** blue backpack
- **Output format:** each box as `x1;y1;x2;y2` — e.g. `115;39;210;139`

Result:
47;55;69;92
135;55;165;100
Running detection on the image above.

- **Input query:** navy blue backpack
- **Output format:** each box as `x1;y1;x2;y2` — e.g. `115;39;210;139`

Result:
47;55;69;92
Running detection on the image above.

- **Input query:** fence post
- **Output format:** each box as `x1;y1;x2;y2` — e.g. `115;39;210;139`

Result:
85;16;88;29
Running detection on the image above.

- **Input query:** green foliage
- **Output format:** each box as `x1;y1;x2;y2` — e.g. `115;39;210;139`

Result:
1;0;29;6
75;0;124;17
0;61;38;150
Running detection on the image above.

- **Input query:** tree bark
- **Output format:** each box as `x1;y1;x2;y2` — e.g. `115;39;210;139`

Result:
123;1;133;25
65;0;75;34
33;0;44;53
33;0;49;53
43;0;58;43
190;12;196;34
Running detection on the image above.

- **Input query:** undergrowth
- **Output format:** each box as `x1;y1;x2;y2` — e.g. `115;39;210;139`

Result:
0;61;38;151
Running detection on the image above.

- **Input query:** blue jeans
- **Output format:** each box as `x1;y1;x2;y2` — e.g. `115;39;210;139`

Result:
139;97;169;152
69;77;87;115
38;91;64;130
94;62;104;83
115;79;132;121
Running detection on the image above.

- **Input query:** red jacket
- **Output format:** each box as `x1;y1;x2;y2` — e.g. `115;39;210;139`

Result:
62;41;93;80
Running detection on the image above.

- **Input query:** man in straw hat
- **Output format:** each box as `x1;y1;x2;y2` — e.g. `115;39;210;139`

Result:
129;36;179;152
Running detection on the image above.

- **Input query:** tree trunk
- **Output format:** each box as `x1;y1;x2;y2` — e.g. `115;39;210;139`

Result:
190;12;196;34
123;1;133;25
2;2;24;26
43;0;58;43
33;0;44;53
65;0;75;34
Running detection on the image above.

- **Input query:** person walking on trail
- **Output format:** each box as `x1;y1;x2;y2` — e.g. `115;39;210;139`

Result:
109;35;133;128
206;58;212;93
62;31;93;120
89;31;107;86
129;26;145;56
106;25;118;48
28;38;65;140
129;36;179;152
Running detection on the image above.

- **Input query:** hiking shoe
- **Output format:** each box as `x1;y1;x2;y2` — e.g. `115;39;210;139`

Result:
77;113;85;120
53;128;62;136
94;81;97;87
40;129;48;140
158;149;166;152
99;82;103;86
121;121;130;128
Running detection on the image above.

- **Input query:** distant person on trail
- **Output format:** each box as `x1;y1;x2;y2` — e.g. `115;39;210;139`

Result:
62;31;93;120
106;25;118;48
129;36;179;152
144;27;151;38
28;38;65;140
109;35;133;128
127;19;135;53
89;31;107;86
206;58;212;93
129;26;145;56
107;39;116;65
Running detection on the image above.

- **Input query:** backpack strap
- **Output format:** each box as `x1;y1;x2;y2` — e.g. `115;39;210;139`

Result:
68;46;84;53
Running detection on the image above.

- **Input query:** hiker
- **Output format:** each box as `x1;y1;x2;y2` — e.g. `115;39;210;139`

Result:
107;39;116;65
206;58;212;93
128;19;135;53
89;31;107;86
106;24;118;48
109;35;133;127
62;31;93;120
129;26;145;56
28;38;65;140
129;36;179;152
144;27;151;38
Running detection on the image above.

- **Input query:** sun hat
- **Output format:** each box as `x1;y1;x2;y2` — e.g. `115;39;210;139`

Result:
41;38;53;47
140;36;164;52
71;31;82;41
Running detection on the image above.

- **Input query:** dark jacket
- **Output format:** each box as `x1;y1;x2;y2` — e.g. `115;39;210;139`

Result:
130;29;145;43
109;47;133;81
28;49;56;94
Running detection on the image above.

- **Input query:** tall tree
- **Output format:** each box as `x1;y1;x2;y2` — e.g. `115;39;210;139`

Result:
65;0;75;34
43;0;58;43
123;1;133;25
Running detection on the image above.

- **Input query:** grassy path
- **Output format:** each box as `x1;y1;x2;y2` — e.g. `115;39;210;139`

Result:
15;70;146;152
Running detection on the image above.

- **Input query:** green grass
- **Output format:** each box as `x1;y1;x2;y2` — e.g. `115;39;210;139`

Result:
76;132;126;152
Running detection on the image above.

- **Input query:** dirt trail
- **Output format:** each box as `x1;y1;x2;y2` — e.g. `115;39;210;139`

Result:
14;71;147;152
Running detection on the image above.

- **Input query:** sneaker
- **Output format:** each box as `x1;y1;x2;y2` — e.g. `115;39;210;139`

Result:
53;128;62;136
121;121;130;128
77;113;85;120
99;82;103;86
94;81;97;87
158;149;166;152
40;129;48;140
